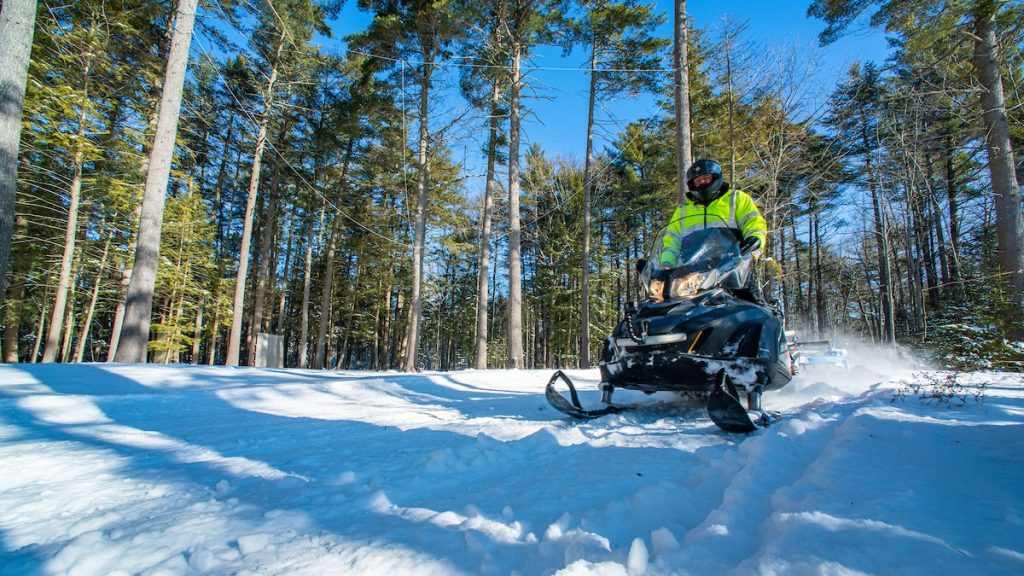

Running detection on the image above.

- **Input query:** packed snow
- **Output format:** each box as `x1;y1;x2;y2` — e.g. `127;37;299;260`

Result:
1;353;1022;575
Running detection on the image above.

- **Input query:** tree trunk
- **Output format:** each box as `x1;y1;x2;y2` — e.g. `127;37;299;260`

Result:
813;207;826;336
944;133;963;291
972;3;1024;333
872;185;895;343
507;43;525;369
276;207;294;336
2;270;26;362
376;277;390;370
30;296;47;363
474;81;501;370
107;264;130;360
790;215;804;329
191;305;203;364
915;177;939;310
862;107;895;343
489;232;499;352
207;303;219;365
42;64;91;363
0;0;36;307
314;216;340;370
392;289;406;369
902;181;923;331
672;0;692;204
247;157;282;364
74;233;112;362
924;152;949;294
214;113;235;253
60;243;85;363
3;214;30;362
723;19;736;184
171;296;185;363
298;205;317;368
403;51;434;372
580;47;598;369
115;0;198;362
313;141;354;369
807;214;816;335
225;29;286;366
107;205;141;361
778;225;790;322
338;254;361;369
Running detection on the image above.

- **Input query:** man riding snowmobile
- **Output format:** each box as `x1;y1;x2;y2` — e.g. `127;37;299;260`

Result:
650;158;767;305
546;158;795;433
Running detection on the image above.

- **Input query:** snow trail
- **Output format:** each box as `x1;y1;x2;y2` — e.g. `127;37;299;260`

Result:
1;363;1022;575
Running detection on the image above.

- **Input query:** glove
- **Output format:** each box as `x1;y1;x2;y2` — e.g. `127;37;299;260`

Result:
740;236;762;255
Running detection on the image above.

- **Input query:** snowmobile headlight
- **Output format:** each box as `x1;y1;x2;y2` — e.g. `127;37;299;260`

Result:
670;272;705;299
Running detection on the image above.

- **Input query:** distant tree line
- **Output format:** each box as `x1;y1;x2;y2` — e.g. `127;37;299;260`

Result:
1;0;1021;371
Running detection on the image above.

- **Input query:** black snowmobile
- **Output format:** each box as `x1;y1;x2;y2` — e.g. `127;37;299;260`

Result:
546;226;797;433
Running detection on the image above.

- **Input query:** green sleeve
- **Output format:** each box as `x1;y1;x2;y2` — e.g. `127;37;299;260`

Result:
660;206;684;267
736;192;767;246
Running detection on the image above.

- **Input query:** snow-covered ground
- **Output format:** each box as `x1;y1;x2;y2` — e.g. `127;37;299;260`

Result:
0;357;1022;575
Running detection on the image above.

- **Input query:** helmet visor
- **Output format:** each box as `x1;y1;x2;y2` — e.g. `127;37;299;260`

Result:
692;173;714;189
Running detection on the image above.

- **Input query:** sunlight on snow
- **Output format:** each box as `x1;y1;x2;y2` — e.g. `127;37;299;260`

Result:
12;378;294;481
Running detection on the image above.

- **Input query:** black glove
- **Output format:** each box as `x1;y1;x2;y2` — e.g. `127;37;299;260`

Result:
740;236;762;255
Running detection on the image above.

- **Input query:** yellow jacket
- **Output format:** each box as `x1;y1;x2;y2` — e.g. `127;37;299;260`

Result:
660;187;767;268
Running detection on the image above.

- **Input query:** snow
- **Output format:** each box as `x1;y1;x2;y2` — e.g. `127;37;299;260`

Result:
0;360;1022;575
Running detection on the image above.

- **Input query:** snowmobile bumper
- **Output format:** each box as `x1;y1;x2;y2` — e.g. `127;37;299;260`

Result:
599;342;789;395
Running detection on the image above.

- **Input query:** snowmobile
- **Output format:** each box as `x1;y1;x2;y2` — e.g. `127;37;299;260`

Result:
546;226;797;433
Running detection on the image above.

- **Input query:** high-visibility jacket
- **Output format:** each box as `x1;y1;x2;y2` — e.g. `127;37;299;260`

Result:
660;187;767;268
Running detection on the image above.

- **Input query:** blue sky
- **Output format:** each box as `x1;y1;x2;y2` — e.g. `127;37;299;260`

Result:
320;0;891;188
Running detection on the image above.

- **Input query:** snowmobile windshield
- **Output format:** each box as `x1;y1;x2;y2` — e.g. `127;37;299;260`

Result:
642;227;750;300
652;227;741;271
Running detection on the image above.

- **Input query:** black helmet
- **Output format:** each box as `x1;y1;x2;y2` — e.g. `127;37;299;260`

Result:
685;159;725;205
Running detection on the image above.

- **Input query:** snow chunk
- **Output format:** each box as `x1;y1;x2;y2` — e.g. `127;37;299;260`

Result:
555;559;628;576
557;557;626;569
545;512;573;540
236;533;270;556
627;538;648;575
650;527;679;555
707;524;729;536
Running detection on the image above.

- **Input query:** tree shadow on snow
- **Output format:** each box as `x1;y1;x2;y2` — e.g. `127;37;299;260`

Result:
0;363;736;575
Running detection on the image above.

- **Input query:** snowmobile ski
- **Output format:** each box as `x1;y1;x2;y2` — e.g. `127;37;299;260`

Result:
706;370;768;433
546;369;773;433
545;370;629;419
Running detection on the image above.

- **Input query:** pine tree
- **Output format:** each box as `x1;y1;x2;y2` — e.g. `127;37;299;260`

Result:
810;0;1024;337
571;0;667;367
500;0;567;369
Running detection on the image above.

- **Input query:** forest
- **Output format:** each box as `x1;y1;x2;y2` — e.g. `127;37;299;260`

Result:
0;0;1022;372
